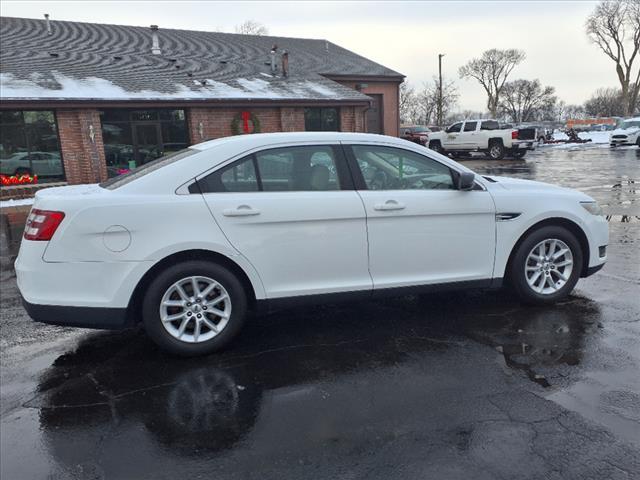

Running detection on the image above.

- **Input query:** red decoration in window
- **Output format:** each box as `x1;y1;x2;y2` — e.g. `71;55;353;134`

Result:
0;174;39;186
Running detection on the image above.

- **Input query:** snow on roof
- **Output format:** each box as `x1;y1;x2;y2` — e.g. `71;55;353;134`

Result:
0;72;368;102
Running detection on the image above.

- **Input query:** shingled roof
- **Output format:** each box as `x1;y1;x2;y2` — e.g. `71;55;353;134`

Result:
0;16;403;103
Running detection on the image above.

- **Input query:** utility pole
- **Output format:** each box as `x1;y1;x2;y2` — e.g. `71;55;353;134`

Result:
438;53;445;127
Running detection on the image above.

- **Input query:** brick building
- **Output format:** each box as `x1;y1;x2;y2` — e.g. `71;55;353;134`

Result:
0;16;404;198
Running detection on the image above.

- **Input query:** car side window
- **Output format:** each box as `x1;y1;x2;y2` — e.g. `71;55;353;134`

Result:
446;123;462;133
463;122;477;132
255;146;341;191
480;121;499;130
351;145;455;191
197;155;259;193
196;145;344;193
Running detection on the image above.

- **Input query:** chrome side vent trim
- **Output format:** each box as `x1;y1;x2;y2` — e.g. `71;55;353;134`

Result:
496;212;521;221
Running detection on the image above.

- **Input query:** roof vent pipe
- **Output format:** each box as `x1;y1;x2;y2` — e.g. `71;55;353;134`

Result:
281;50;289;78
270;44;278;75
150;25;161;55
44;14;52;35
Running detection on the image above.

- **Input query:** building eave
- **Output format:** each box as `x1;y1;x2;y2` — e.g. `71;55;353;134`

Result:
0;97;372;110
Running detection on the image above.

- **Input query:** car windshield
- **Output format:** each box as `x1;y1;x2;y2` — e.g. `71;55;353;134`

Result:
412;127;430;133
99;148;197;189
620;120;640;129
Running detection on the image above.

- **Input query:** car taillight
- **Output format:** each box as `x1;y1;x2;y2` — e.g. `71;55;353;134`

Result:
512;130;519;140
24;209;65;241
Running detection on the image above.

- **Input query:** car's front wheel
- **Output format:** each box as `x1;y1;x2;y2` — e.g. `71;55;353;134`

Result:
142;260;248;356
509;226;583;304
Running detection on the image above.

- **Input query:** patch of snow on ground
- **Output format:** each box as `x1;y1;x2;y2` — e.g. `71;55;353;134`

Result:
0;198;34;208
552;131;609;144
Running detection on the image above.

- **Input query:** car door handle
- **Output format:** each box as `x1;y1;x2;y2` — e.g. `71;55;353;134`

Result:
223;205;261;217
374;200;406;211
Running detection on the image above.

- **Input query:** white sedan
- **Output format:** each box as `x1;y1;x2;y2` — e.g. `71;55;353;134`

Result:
15;132;608;356
609;117;640;147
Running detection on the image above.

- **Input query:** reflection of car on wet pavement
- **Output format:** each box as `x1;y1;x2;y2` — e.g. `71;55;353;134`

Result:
15;132;610;356
0;151;63;176
32;292;602;473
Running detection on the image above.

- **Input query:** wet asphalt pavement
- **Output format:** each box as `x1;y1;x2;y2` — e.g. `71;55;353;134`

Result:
1;143;639;480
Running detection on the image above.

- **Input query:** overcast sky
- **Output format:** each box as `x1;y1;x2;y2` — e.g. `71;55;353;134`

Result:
2;1;614;111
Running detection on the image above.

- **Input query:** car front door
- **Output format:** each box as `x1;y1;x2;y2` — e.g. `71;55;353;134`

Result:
345;143;496;289
442;122;463;149
197;143;371;299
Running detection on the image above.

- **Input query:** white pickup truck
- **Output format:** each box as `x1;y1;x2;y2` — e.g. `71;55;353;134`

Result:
428;119;537;160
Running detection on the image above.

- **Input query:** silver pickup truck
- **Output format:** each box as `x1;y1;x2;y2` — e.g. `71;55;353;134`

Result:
428;119;537;160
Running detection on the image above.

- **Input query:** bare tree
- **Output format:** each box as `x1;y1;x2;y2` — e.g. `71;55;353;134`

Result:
564;104;586;121
413;77;459;125
586;0;640;115
399;82;418;124
584;87;627;116
234;20;269;35
499;79;557;123
458;49;526;117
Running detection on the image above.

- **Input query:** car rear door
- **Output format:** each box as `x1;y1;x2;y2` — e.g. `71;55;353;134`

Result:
196;143;372;299
344;142;496;289
457;121;478;149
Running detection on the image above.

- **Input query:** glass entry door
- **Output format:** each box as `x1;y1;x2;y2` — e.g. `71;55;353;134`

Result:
133;124;163;167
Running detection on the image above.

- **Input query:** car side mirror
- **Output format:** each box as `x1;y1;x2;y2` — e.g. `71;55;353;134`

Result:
455;171;476;191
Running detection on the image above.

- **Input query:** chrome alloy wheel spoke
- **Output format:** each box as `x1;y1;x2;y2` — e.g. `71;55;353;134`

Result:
159;276;232;343
525;238;574;295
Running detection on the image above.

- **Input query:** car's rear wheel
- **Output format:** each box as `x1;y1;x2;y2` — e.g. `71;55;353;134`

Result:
142;260;248;356
14;167;32;176
511;150;526;159
509;226;583;304
488;141;505;160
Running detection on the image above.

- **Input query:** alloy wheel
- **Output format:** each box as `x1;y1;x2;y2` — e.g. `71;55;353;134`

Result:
524;239;574;295
490;145;502;158
159;276;232;343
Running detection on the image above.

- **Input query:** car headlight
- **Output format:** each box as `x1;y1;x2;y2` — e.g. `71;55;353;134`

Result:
580;201;603;216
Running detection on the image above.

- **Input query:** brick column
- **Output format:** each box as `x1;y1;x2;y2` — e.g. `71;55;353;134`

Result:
340;107;356;132
280;107;305;132
355;106;366;132
56;109;107;184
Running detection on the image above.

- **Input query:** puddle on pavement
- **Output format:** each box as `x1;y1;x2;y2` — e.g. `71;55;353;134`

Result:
28;291;603;451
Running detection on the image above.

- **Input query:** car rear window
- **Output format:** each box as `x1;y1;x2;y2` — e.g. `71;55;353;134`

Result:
99;149;196;189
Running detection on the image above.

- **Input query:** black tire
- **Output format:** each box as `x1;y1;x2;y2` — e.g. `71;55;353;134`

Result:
488;140;505;160
142;260;248;356
429;141;445;154
509;226;583;304
512;150;526;159
636;137;640;147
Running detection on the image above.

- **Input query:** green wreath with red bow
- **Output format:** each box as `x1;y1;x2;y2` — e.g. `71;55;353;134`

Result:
231;111;261;135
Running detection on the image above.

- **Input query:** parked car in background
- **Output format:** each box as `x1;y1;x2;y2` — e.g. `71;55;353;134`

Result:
400;125;431;146
609;117;640;147
428;119;537;159
16;132;608;356
0;151;63;177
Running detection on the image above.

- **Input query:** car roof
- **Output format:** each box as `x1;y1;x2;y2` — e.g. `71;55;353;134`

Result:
190;132;409;151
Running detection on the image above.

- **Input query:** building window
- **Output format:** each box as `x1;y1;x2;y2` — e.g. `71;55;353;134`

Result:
0;110;65;183
304;108;340;131
100;109;189;177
